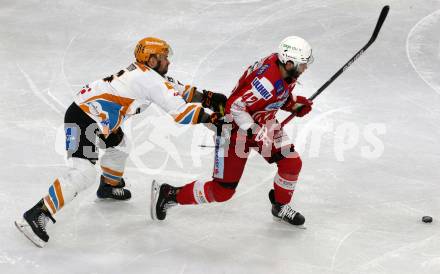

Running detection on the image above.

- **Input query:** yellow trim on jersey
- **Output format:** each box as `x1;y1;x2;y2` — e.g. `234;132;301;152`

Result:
83;93;134;114
174;104;197;122
183;85;195;103
192;106;201;123
164;82;174;90
173;104;203;124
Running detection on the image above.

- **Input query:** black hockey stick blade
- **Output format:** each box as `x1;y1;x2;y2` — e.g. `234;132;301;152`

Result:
281;6;390;127
307;5;390;102
369;5;390;45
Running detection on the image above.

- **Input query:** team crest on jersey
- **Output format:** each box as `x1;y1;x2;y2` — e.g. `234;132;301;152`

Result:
251;77;273;100
84;100;124;135
86;101;102;116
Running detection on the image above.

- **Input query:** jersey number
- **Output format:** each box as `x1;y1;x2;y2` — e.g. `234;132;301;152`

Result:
241;90;259;106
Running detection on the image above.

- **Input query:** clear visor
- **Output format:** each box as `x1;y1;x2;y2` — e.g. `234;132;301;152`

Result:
165;46;174;60
298;52;313;65
157;45;174;60
284;52;314;66
168;46;174;58
306;53;314;65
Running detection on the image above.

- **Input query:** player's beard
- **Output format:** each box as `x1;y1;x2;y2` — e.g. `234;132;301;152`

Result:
284;67;301;83
153;60;168;76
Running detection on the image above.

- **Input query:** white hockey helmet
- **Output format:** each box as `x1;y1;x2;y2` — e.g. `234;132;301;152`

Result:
277;36;313;66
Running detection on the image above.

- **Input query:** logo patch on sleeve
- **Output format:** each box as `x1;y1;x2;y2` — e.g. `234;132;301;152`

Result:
257;64;270;75
251;77;273;100
274;79;284;96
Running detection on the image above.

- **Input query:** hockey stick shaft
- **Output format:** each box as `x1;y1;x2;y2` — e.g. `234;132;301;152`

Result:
280;5;390;128
198;144;216;148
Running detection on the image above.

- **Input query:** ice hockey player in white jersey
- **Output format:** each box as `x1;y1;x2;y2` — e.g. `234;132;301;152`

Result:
15;37;226;247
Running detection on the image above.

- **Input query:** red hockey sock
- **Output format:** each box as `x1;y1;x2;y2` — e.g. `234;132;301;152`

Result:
273;173;296;204
176;180;235;204
176;181;197;204
176;180;216;204
273;155;302;204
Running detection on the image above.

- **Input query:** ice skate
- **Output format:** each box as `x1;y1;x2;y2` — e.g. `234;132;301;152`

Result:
15;200;56;248
268;189;305;227
150;180;178;221
96;175;131;200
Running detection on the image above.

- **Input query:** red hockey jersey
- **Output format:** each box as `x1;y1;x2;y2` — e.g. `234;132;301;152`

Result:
225;53;298;130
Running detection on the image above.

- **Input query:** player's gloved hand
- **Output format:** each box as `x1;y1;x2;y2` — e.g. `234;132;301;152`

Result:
293;96;313;117
246;123;273;147
208;112;224;127
202;112;232;136
202;90;227;115
199;109;226;127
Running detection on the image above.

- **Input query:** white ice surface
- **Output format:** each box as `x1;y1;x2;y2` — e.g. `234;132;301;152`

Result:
1;0;440;273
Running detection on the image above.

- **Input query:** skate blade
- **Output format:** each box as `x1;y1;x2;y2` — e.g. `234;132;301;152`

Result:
95;197;132;202
150;180;160;221
272;216;307;230
14;218;47;248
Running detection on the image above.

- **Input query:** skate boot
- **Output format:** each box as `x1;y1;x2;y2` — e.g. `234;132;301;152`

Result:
150;180;178;221
15;199;56;248
96;175;131;200
268;189;305;226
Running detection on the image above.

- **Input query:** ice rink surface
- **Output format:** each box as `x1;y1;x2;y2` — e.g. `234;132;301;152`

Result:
1;0;440;273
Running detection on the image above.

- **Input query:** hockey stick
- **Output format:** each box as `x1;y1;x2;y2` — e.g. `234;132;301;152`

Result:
280;5;390;128
198;144;216;148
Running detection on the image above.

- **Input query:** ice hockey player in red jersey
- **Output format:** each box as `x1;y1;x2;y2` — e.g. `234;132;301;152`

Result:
151;36;314;227
15;37;226;247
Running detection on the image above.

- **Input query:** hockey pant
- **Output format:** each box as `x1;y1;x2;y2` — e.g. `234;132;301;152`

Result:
176;128;302;205
43;103;129;215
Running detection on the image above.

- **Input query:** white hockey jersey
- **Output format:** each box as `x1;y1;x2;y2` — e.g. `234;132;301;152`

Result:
74;62;202;136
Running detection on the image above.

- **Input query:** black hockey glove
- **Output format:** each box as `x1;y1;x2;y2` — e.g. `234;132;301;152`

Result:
201;90;227;115
199;111;224;128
